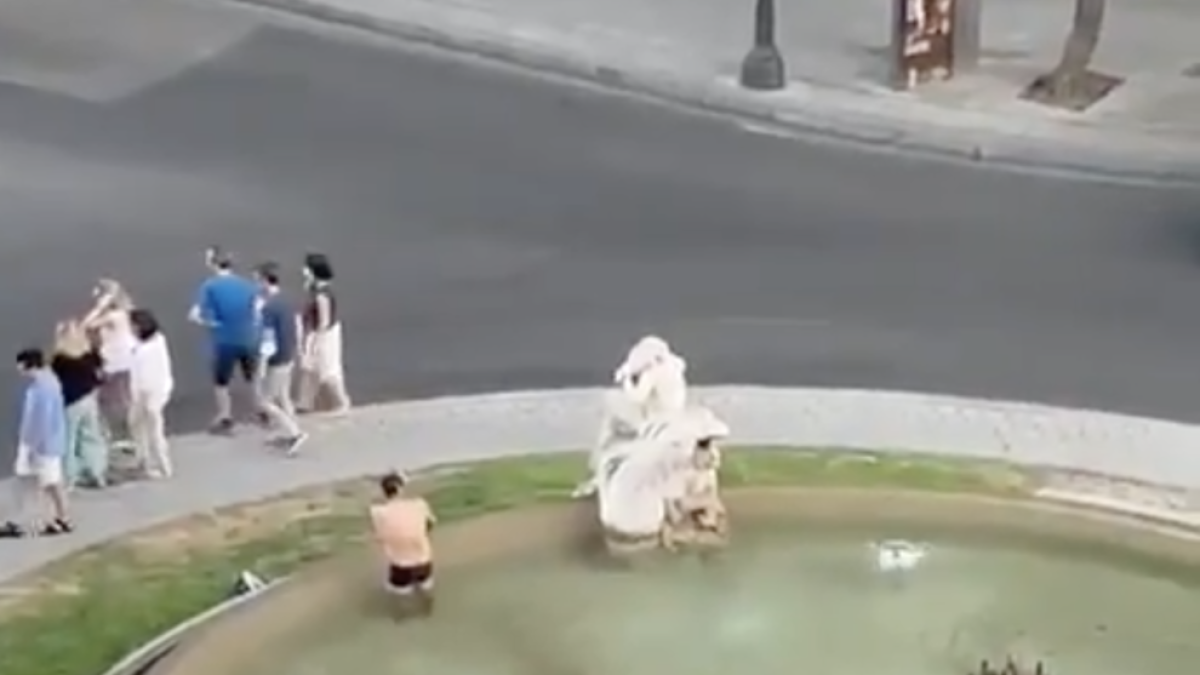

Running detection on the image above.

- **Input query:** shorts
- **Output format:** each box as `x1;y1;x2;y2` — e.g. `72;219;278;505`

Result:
257;362;294;401
14;447;64;488
385;562;434;594
212;344;258;387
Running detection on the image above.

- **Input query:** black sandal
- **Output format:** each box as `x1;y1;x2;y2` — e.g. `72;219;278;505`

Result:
0;521;24;538
39;518;73;536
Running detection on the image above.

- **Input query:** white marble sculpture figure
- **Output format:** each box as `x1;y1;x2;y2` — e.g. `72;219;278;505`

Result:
572;335;689;498
596;405;730;545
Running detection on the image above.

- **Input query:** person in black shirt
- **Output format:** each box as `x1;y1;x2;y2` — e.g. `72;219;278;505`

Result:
51;320;109;488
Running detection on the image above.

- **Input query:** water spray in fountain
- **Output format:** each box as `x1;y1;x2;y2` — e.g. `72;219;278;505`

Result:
871;539;929;574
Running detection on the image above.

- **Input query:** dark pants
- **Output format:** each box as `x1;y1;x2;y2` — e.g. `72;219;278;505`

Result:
211;344;257;387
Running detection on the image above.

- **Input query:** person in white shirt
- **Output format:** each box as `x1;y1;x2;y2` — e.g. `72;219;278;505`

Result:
82;279;138;450
128;309;175;479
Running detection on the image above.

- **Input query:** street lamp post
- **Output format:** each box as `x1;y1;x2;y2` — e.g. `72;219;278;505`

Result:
739;0;786;90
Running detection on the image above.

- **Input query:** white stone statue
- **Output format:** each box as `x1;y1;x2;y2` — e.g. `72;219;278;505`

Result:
596;405;731;553
612;335;688;419
572;335;690;498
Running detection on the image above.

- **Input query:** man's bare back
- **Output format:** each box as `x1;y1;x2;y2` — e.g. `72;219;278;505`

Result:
371;473;436;615
371;498;433;564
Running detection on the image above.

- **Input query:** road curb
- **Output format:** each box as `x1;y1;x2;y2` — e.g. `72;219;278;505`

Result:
235;0;1200;185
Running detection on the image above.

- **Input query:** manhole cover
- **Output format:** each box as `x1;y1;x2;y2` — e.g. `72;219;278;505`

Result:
1183;63;1200;78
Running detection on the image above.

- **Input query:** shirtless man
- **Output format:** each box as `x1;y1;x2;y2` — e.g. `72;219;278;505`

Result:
370;472;436;617
662;440;727;549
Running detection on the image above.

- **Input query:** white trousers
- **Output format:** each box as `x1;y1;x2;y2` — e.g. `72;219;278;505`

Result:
257;362;301;436
131;391;172;476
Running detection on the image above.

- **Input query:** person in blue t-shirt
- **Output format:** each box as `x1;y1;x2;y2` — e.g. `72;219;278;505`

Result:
188;246;260;434
253;262;306;454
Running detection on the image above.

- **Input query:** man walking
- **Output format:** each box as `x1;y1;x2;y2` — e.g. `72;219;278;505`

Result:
254;262;306;454
9;348;72;535
189;246;260;434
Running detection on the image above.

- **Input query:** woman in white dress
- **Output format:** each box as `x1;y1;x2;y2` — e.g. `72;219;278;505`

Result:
82;279;137;449
296;253;351;414
128;309;175;479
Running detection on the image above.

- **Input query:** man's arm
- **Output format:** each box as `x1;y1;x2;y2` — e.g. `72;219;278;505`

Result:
368;506;384;543
81;296;111;328
188;280;215;326
423;499;437;528
17;385;47;452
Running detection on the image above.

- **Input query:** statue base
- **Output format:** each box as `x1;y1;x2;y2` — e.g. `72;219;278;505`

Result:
603;522;729;557
603;529;661;556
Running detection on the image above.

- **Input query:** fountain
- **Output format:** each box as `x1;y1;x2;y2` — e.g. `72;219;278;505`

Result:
569;335;731;554
193;519;1199;675
151;337;1200;675
573;334;690;499
596;405;731;555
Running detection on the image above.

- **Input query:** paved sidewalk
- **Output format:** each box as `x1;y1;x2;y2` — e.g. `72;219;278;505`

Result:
234;0;1200;182
6;386;1200;583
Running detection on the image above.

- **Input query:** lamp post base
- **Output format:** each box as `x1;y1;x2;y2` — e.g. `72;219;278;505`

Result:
739;44;786;91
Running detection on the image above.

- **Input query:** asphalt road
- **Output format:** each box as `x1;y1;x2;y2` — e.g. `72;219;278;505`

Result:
0;0;1199;471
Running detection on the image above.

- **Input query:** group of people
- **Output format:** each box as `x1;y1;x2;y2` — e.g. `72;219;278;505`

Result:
188;246;350;443
2;246;352;538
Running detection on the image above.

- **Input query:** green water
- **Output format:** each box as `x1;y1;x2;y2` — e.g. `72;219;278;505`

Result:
257;524;1200;675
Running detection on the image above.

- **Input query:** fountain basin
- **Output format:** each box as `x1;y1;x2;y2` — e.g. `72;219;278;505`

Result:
155;489;1200;675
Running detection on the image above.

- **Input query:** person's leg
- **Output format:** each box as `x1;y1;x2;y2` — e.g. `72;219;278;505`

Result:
147;399;172;478
114;372;135;449
313;326;351;414
384;563;434;620
76;394;109;487
2;475;38;535
129;396;151;473
210;345;236;433
383;564;414;621
8;475;34;526
235;349;261;422
252;357;273;427
271;363;299;422
63;402;83;489
295;367;318;413
412;564;435;616
322;376;352;414
103;372;134;449
36;458;70;529
259;363;305;451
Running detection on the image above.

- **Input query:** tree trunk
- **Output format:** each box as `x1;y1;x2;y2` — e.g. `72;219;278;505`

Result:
1045;0;1106;100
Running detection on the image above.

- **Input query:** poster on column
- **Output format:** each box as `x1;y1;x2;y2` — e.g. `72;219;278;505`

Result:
891;0;955;90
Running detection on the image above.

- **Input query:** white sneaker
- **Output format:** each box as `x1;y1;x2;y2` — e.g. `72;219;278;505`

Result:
282;432;309;457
